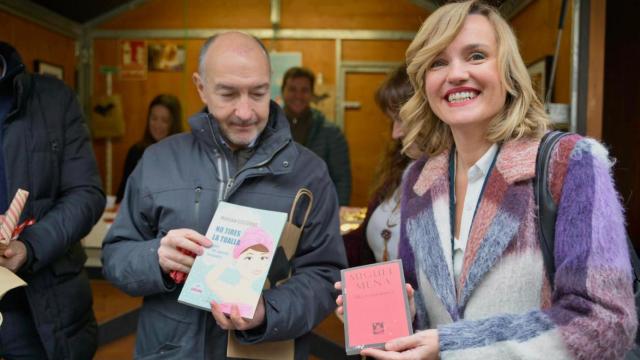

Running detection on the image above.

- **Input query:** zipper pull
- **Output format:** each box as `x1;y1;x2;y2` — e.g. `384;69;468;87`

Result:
224;178;235;200
194;186;202;229
195;186;202;204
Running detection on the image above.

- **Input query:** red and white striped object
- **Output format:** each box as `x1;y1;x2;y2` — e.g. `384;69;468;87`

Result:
0;189;29;250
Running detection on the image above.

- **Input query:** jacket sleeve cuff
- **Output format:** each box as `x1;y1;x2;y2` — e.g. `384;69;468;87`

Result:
234;294;278;343
17;239;35;275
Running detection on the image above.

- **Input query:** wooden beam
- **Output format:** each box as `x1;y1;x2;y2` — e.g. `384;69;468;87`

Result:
83;0;151;29
0;0;81;38
499;0;536;20
409;0;440;12
586;0;605;139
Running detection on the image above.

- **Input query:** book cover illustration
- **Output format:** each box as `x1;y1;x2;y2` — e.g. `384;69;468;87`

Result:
341;260;413;355
178;201;287;319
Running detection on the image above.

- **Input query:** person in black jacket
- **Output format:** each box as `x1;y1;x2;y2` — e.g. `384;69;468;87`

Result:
115;94;183;203
0;42;105;359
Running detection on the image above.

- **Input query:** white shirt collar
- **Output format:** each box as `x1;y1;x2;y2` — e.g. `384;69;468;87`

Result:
468;143;499;182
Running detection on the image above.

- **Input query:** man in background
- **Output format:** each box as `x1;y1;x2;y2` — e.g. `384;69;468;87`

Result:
282;67;352;205
0;41;105;359
102;32;346;359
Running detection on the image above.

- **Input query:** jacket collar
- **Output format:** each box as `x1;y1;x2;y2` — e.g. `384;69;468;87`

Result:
413;137;540;197
0;42;29;120
406;136;541;319
188;101;295;175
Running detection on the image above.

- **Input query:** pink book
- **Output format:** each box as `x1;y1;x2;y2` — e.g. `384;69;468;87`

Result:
341;260;413;355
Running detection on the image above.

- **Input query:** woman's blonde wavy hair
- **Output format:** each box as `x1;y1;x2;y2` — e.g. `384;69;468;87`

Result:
401;0;550;158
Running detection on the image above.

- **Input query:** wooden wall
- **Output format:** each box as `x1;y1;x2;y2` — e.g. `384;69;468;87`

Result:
91;0;428;203
92;0;573;206
510;0;573;105
0;9;77;88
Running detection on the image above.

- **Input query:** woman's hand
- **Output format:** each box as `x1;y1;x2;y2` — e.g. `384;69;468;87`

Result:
361;329;439;360
334;282;417;320
334;281;344;315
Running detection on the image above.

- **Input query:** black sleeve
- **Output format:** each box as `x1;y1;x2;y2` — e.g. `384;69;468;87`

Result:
20;83;106;272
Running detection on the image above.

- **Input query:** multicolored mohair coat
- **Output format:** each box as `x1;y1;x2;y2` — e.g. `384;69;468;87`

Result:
399;134;637;359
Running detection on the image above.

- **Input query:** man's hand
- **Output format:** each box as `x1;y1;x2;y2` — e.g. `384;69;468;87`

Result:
158;229;212;274
210;295;266;331
0;240;28;273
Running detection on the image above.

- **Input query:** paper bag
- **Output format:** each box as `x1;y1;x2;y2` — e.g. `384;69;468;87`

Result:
0;267;27;328
227;189;313;359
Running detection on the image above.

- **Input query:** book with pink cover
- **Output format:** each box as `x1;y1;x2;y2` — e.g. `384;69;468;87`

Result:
341;260;413;355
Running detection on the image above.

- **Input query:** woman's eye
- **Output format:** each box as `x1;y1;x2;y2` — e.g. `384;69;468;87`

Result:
469;52;486;61
430;59;446;69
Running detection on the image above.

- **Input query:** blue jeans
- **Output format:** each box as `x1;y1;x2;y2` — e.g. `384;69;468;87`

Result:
0;306;47;359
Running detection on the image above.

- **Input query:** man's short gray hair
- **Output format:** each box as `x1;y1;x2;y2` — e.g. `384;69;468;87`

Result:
198;33;271;79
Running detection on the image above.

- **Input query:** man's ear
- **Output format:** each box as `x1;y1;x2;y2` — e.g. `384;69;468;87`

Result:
193;72;207;104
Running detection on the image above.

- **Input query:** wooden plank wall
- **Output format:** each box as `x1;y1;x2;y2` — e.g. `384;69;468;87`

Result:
0;9;76;88
91;0;573;206
510;0;573;105
91;0;429;204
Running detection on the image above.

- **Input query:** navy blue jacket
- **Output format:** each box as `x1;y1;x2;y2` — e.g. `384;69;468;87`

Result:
0;42;105;359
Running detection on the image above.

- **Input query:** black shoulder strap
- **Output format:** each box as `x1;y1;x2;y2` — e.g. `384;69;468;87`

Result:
536;131;640;290
535;130;569;288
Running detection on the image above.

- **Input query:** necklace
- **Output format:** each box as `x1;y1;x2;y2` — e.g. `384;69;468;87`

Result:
380;200;400;261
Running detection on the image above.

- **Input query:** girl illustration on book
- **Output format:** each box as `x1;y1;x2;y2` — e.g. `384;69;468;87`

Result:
205;226;274;316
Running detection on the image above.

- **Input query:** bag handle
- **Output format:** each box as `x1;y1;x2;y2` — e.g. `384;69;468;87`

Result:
535;130;569;288
288;188;313;229
535;131;640;288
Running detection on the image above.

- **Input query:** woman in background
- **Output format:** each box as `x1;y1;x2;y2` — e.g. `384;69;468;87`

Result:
343;65;413;266
116;94;183;203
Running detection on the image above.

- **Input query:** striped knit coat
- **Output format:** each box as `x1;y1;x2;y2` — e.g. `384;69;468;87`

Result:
399;134;637;359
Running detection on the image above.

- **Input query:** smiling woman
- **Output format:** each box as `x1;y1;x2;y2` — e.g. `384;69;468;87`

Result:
115;94;183;203
353;1;639;359
424;15;506;139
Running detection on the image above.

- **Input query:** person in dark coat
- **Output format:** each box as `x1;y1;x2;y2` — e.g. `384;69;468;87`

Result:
115;94;183;203
0;41;105;359
282;67;352;205
102;32;346;359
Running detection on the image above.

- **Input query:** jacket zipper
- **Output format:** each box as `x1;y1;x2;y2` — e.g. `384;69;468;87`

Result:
205;119;230;204
203;115;291;201
222;140;290;200
223;178;234;200
194;186;202;228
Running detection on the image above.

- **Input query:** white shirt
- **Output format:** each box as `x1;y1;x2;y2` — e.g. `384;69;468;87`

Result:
366;189;401;262
453;143;498;287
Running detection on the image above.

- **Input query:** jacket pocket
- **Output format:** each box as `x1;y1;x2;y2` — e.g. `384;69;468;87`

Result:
135;297;196;358
51;242;87;277
136;343;182;360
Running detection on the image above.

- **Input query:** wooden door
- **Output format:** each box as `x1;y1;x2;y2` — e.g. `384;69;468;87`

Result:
344;72;391;207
